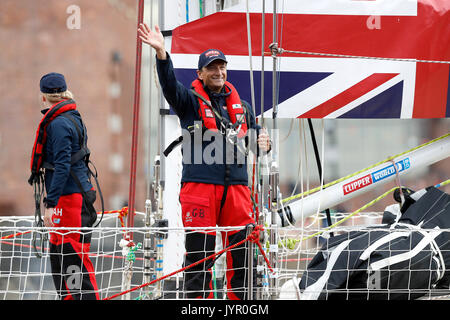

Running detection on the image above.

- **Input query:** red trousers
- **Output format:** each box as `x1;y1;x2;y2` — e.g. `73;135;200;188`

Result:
49;191;99;300
179;182;255;300
180;182;255;229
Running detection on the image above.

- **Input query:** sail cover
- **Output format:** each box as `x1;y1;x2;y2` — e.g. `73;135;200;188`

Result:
169;0;450;119
298;186;450;300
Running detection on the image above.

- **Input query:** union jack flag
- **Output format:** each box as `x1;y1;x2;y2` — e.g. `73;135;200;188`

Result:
169;0;450;119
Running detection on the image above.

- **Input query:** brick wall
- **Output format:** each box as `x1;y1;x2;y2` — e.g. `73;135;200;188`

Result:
0;0;146;215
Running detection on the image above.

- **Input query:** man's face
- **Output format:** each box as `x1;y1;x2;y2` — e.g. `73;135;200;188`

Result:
197;59;227;93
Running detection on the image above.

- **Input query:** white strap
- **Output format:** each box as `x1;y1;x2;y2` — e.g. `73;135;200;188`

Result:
360;231;410;261
300;239;353;300
369;227;442;271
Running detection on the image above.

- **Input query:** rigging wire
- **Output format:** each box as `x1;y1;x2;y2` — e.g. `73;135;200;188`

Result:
260;0;265;127
280;49;450;65
275;0;285;113
245;0;256;115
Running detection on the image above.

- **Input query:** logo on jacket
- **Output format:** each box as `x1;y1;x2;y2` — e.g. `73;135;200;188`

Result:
185;211;193;223
204;109;214;118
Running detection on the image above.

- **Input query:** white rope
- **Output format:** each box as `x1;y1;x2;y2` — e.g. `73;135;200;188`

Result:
289;120;303;197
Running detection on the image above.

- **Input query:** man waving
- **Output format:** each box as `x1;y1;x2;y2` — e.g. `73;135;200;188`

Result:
139;23;270;300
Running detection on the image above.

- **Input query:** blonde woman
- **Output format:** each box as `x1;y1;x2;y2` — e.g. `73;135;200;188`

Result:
30;72;99;300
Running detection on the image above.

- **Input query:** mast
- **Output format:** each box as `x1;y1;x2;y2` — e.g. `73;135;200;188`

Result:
245;0;255;300
121;0;145;300
255;0;268;300
157;0;165;201
150;0;168;298
268;0;279;300
126;0;145;241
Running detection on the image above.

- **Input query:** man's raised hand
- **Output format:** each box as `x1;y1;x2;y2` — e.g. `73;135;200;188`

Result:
138;23;167;60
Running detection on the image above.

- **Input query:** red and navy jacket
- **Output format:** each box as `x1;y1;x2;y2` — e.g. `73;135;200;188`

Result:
156;53;260;186
36;102;93;207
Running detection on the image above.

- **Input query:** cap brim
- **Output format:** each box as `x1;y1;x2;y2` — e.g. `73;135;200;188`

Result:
201;57;228;69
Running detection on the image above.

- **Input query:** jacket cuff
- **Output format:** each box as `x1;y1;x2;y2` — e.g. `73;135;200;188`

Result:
43;198;56;208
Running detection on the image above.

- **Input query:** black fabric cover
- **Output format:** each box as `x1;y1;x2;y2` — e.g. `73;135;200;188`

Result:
299;187;450;300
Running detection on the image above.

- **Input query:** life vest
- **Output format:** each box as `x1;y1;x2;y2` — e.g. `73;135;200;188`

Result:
163;79;250;157
29;99;77;183
191;79;248;138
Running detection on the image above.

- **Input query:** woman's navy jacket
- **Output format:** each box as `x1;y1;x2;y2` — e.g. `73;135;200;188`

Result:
43;109;92;207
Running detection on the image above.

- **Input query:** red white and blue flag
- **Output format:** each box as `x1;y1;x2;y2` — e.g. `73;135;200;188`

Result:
169;0;450;119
